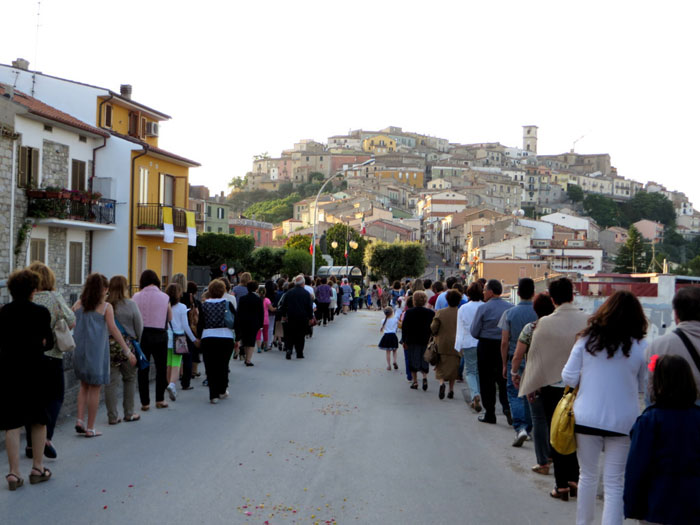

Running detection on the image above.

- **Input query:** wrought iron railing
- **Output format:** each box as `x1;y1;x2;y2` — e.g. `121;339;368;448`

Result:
27;195;116;225
136;204;187;232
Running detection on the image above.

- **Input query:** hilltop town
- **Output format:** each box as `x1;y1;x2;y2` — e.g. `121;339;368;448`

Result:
195;125;700;285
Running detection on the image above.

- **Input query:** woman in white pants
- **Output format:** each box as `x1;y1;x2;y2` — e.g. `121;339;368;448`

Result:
562;291;647;525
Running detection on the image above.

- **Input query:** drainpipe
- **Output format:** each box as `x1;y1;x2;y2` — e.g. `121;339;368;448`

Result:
88;135;108;274
98;94;113;128
129;147;148;290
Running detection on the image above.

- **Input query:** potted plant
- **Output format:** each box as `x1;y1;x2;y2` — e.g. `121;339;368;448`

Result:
26;184;46;199
44;186;63;198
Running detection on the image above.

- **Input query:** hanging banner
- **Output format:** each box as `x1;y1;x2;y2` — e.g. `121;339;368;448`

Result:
185;210;197;247
162;206;174;243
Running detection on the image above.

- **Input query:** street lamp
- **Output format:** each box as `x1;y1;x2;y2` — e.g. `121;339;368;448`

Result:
311;172;344;278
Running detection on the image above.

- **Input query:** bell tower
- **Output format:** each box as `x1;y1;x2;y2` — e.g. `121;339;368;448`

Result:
523;125;538;154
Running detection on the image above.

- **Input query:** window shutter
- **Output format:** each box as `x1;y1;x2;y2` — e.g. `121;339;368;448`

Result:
69;242;83;285
30;148;39;188
18;146;28;187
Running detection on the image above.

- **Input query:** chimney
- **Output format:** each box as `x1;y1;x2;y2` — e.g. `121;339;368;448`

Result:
12;58;30;71
120;84;132;99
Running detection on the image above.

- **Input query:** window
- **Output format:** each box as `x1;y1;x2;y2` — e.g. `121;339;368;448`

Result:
30;238;46;263
138;167;149;203
218;227;222;233
79;135;87;143
104;104;113;128
137;247;147;279
217;207;225;219
161;249;173;287
18;146;39;188
128;112;140;137
207;206;212;218
44;124;53;132
207;226;211;232
71;159;87;191
68;241;83;285
159;173;175;206
141;117;147;138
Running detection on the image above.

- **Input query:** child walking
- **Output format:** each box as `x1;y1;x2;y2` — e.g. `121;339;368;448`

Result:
378;307;399;371
624;354;700;525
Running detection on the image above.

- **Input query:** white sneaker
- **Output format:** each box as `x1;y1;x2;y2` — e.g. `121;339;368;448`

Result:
219;389;230;399
167;383;177;401
512;429;528;448
210;398;219;404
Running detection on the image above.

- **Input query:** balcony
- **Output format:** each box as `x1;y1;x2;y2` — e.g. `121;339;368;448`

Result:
136;203;187;235
27;190;116;230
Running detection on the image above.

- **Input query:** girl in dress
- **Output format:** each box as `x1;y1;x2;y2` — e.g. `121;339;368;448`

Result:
378;307;399;371
256;286;274;353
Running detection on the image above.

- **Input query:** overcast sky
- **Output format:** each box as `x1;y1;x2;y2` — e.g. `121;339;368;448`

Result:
4;1;700;207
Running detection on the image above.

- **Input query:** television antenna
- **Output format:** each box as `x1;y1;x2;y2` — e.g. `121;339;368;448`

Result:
34;2;42;69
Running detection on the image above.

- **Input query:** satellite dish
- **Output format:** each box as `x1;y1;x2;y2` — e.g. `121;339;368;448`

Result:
517;209;525;217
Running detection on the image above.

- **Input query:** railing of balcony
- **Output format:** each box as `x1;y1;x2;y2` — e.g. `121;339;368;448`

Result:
27;195;116;224
136;204;187;233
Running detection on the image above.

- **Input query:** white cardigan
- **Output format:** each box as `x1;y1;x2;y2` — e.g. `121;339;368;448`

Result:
562;335;647;435
454;300;483;351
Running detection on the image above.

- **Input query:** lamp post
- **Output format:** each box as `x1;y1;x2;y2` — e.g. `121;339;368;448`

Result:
311;172;343;278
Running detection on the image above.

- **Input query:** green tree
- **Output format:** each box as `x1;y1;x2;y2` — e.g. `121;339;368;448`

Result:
243;193;300;223
309;171;325;182
566;184;584;203
686;255;700;277
614;225;649;273
229;175;247;189
282;249;312;277
188;233;255;277
325;223;367;268
583;194;620;228
364;241;427;282
285;234;313;251
621;191;676;227
245;247;286;280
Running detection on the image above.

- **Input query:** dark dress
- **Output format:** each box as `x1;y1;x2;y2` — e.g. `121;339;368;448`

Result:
0;300;53;430
235;293;264;347
401;306;435;374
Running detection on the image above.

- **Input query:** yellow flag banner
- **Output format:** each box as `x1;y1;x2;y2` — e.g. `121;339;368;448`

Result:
162;206;174;243
185;211;197;247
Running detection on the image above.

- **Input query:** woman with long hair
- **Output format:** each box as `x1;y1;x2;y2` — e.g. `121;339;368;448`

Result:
104;275;143;424
164;283;197;401
73;274;134;437
562;291;647;523
25;262;75;460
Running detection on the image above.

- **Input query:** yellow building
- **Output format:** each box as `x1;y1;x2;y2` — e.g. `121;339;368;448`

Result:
97;92;200;289
375;168;424;189
362;134;396;154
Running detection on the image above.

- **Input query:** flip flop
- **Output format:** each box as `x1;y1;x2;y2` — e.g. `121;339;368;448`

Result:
85;429;102;438
124;414;141;422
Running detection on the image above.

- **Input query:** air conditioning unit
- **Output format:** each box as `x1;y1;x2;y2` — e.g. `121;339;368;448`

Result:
146;122;159;137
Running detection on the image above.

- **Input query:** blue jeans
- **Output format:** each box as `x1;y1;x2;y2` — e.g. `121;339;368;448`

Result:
506;357;532;433
461;347;480;399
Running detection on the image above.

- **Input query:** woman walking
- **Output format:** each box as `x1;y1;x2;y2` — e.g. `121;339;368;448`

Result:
255;285;274;353
511;293;556;475
378;307;400;370
165;283;198;401
340;278;353;314
455;282;484;411
265;280;278;344
180;281;202;389
197;280;235;403
73;274;134;437
235;281;264;366
105;275;143;425
1;269;54;489
132;270;172;410
25;262;75;460
431;290;461;399
401;291;435;391
562;291;647;524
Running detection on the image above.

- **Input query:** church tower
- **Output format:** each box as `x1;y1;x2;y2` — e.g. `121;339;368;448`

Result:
523;125;538;154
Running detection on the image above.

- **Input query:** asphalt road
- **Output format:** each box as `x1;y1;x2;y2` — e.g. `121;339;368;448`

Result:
1;309;613;524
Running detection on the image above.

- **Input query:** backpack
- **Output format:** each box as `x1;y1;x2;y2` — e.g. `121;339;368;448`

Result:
187;294;199;333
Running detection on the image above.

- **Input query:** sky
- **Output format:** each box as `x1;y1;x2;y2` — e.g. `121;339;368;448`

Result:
4;1;700;207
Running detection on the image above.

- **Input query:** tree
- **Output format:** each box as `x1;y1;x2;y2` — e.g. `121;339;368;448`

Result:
364;241;427;282
566;184;584;203
325;223;367;268
188;233;255;277
243;193;300;223
282;249;312;277
229;175;247;189
285;234;313;251
614;225;649;273
246;247;286;280
621;191;676;227
309;171;325;182
686;255;700;277
583;194;620;228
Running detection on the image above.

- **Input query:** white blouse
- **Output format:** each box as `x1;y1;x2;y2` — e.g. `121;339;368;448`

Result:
455;300;482;351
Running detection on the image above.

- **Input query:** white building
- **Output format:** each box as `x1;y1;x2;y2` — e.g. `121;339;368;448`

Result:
540;212;599;241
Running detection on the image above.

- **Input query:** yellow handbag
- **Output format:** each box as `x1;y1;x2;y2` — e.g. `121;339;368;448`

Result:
550;386;578;455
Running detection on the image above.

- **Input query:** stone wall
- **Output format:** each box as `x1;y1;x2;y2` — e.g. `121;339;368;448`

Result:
42;139;69;188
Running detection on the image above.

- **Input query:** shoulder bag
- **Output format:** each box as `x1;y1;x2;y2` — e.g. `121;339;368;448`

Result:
424;336;440;366
550;385;579;455
224;301;235;329
169;322;189;355
115;319;149;370
674;328;700;373
54;317;76;352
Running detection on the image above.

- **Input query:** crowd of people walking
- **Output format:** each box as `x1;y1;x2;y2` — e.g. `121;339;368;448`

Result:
1;261;699;525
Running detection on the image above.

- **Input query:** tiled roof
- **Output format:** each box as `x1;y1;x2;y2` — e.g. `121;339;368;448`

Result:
109;131;200;167
1;85;109;137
